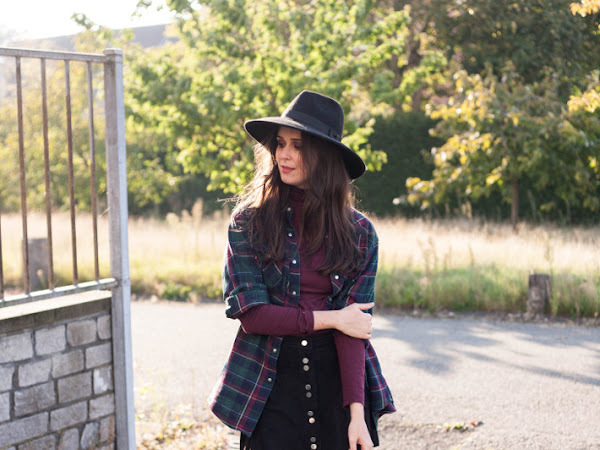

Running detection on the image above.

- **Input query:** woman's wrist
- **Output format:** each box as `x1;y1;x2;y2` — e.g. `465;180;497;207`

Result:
312;310;340;332
349;402;365;420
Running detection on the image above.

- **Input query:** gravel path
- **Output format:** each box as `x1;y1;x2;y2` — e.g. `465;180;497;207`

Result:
131;301;600;449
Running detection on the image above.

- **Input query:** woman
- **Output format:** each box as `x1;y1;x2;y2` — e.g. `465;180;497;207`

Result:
209;90;395;450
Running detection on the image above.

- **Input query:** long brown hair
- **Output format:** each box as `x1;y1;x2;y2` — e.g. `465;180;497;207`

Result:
234;128;362;276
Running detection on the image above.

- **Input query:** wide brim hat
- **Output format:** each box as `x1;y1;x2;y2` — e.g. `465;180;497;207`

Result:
244;90;366;179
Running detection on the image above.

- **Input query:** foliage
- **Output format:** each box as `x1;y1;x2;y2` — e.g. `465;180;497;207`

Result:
2;0;600;222
354;110;438;217
407;65;600;222
0;56;107;213
127;0;446;193
408;0;600;86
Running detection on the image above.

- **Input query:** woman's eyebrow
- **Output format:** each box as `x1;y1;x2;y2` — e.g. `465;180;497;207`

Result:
276;136;302;143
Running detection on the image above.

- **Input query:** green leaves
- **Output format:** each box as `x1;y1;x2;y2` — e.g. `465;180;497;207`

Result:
126;0;435;193
410;62;600;221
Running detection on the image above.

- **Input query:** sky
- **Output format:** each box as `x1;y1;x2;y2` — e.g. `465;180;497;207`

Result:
0;0;175;41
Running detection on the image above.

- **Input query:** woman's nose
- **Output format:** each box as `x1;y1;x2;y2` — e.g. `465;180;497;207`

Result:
279;144;291;158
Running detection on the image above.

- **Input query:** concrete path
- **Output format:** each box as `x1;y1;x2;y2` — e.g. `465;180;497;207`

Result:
131;301;600;449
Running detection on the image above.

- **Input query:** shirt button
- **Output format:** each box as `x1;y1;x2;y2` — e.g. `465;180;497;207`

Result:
309;417;315;424
307;411;314;417
311;444;317;450
292;291;297;295
267;377;273;382
292;259;297;264
310;437;317;443
287;207;292;212
303;365;310;371
306;392;312;398
302;357;309;364
288;232;293;237
272;348;277;353
301;340;308;347
305;384;311;390
334;274;339;280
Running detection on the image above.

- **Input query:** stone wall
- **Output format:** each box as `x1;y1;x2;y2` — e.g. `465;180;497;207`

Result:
0;291;116;449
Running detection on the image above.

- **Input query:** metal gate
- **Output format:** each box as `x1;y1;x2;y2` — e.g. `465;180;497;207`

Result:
0;47;135;449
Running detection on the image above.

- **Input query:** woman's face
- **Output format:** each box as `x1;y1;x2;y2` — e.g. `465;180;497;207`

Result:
275;127;308;189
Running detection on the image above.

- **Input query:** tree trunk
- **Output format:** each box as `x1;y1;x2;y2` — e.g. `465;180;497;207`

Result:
511;179;519;233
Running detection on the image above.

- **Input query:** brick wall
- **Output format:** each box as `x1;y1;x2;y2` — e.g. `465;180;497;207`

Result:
0;291;116;449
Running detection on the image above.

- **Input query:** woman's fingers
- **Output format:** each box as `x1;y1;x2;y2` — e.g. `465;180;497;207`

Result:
337;302;374;339
356;302;374;311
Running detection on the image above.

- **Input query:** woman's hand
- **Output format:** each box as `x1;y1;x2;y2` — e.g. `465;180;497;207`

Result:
348;403;374;450
336;302;374;339
312;302;374;338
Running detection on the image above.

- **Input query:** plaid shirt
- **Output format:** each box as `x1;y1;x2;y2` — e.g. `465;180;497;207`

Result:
209;205;396;436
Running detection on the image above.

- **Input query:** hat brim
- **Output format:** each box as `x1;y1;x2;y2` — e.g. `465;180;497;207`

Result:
244;117;366;179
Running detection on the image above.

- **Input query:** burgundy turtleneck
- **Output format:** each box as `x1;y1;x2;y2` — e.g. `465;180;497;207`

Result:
238;187;366;407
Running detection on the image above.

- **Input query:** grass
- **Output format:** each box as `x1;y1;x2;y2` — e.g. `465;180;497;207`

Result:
376;218;600;317
1;210;599;318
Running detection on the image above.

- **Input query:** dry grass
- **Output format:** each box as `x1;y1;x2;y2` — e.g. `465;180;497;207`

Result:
2;211;599;317
376;217;600;274
375;218;600;316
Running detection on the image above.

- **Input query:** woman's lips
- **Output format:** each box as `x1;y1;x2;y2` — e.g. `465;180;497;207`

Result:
280;165;294;173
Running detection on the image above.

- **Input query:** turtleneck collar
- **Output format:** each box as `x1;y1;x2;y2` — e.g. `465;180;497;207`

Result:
289;186;306;205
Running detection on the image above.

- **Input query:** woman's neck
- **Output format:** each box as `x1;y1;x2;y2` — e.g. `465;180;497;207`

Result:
288;185;306;204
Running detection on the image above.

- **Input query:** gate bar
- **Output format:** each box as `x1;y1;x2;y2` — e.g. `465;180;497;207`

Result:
41;58;55;290
16;56;30;294
87;61;100;282
64;61;78;285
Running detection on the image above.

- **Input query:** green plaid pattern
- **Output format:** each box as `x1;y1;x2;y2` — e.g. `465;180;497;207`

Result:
209;206;396;436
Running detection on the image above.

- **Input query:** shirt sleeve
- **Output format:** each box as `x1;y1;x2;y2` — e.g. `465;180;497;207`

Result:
347;221;378;307
222;212;272;320
334;330;366;406
238;304;315;336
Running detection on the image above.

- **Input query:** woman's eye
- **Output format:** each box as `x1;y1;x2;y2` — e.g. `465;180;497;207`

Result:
277;141;285;148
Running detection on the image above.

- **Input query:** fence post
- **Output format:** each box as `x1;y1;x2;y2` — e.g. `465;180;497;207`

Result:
528;273;551;317
23;238;49;291
104;48;135;449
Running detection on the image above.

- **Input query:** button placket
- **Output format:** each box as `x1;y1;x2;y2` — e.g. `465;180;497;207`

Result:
300;337;320;449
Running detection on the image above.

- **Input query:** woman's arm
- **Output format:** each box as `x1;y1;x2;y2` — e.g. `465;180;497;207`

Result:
239;302;374;337
313;302;373;338
341;216;379;450
334;332;372;449
223;213;272;320
348;402;374;450
239;304;313;335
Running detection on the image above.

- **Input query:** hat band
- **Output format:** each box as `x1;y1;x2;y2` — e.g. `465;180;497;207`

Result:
284;110;342;141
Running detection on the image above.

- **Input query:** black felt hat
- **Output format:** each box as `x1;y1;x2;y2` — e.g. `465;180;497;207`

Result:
244;90;366;179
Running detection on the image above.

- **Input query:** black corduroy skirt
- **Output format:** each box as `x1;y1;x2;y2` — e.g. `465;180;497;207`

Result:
240;332;379;450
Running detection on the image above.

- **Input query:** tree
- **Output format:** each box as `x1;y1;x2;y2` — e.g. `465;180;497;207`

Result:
127;0;447;193
402;0;600;226
568;0;600;114
0;54;106;213
407;65;600;228
404;0;600;86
